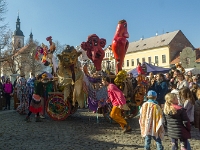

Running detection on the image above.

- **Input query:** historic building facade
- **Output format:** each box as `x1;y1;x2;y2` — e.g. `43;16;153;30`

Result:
2;14;34;78
123;30;194;71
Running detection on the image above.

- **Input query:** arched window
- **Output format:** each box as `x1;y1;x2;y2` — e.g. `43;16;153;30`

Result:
18;40;21;48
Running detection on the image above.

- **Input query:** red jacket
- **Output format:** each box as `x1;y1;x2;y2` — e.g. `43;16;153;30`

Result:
137;66;145;75
107;83;126;106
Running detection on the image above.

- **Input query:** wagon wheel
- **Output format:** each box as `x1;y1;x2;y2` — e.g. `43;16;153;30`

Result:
46;94;71;121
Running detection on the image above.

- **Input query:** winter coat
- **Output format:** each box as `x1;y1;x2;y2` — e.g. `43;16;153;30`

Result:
3;83;13;94
153;80;168;104
183;100;194;122
194;100;200;130
165;104;191;139
177;80;189;90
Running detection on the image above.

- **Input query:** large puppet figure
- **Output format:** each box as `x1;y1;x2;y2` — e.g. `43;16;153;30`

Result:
81;34;106;73
112;20;129;74
57;45;85;108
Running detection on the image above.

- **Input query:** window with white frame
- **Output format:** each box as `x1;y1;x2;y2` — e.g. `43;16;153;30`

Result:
155;56;159;64
127;60;129;67
142;58;145;63
148;57;151;64
131;59;134;66
162;55;166;63
137;58;139;64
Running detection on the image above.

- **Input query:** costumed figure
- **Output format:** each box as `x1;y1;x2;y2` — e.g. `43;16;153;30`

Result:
76;45;90;66
114;70;132;98
77;45;90;105
27;72;35;106
114;70;135;118
86;72;108;113
39;73;54;118
133;73;147;106
57;45;85;109
132;62;147;106
35;44;49;66
0;77;5;110
137;62;146;75
175;62;185;74
25;75;44;122
35;36;58;75
102;76;132;133
46;36;58;75
16;73;29;114
112;20;129;74
81;34;106;74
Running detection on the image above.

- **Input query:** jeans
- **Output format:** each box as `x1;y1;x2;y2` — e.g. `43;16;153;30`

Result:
144;135;163;150
171;138;189;150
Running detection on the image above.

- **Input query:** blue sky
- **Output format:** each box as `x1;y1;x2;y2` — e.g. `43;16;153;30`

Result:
5;0;200;48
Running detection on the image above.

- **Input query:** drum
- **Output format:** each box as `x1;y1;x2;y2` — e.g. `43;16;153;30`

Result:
46;92;71;121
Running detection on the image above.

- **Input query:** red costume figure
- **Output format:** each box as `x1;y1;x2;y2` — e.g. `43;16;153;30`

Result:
137;62;145;75
46;36;56;53
112;20;129;74
81;34;106;72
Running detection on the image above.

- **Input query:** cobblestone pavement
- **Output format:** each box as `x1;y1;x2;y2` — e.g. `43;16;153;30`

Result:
0;107;200;150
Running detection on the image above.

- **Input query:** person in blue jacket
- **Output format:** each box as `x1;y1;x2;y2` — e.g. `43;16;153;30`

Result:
152;73;168;108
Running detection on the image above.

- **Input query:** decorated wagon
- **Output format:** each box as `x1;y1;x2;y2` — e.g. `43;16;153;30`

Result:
36;20;148;121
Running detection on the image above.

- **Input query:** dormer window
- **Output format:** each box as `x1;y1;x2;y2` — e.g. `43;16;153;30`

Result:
161;39;165;42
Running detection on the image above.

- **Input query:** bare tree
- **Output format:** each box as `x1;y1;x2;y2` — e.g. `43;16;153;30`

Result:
0;0;8;75
2;38;45;76
0;0;8;39
54;40;65;55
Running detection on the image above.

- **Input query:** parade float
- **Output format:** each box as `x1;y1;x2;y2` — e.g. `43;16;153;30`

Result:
33;20;147;121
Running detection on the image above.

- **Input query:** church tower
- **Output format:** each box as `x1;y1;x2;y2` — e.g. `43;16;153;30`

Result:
12;14;24;50
29;31;33;43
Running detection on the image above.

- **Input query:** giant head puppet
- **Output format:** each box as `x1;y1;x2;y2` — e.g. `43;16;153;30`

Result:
81;34;106;72
112;20;129;74
57;45;84;108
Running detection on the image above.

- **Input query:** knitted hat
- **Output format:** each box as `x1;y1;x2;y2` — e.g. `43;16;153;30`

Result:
147;90;157;97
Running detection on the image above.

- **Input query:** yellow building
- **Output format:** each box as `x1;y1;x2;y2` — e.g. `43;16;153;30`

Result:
123;30;194;72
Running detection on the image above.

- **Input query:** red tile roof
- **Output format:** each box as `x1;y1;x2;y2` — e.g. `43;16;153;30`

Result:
170;56;180;64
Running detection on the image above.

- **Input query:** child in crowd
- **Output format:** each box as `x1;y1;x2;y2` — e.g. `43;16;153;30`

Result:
179;87;195;124
194;88;200;136
164;93;191;150
139;90;164;150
